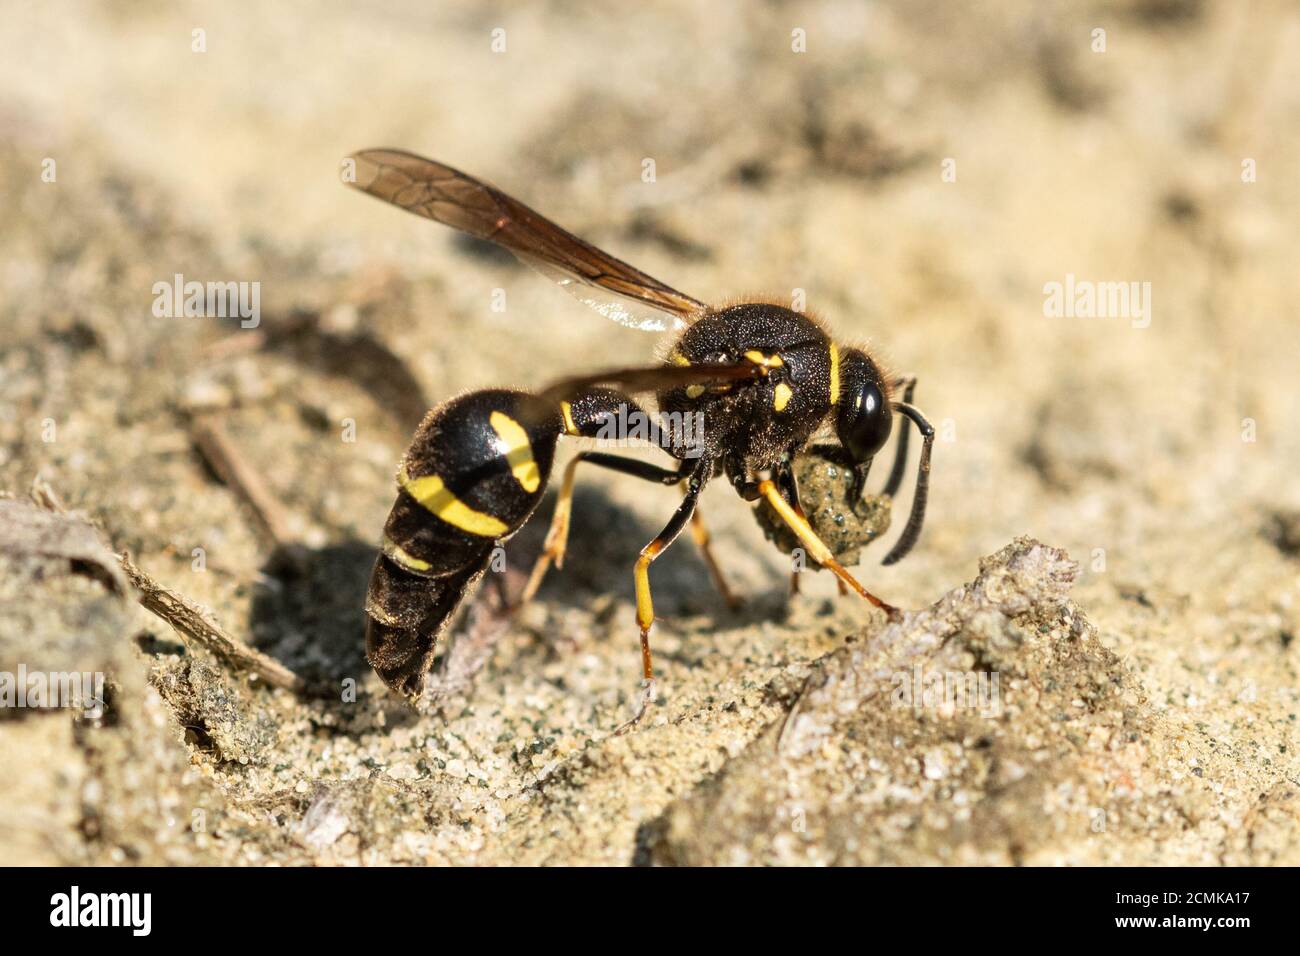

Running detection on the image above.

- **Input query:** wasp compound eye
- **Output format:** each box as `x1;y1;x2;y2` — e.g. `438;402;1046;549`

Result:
839;379;892;462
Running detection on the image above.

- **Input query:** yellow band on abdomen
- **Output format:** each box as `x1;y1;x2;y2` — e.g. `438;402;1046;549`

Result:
382;535;432;572
399;466;509;538
490;411;541;493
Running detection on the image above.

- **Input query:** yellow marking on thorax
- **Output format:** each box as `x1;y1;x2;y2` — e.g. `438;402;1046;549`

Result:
773;382;794;412
560;400;578;436
382;535;431;573
668;349;691;367
686;384;706;399
489;411;541;493
744;350;784;369
828;342;841;406
399;466;509;538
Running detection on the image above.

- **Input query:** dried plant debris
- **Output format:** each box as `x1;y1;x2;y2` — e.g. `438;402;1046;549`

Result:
118;552;306;693
0;497;216;865
0;498;129;715
0;497;128;598
24;479;306;693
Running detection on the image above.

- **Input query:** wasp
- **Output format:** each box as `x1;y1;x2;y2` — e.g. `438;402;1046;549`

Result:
347;149;934;732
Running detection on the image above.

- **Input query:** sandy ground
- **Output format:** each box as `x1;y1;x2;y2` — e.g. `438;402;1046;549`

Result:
1;0;1298;865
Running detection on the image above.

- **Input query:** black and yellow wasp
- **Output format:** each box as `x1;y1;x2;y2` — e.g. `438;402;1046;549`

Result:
346;149;933;732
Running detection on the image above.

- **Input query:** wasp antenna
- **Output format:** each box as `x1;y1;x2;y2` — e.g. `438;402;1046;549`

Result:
882;375;918;497
881;401;934;566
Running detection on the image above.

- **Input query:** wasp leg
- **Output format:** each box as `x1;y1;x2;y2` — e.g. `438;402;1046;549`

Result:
688;503;743;610
755;479;898;617
518;452;680;608
615;466;709;735
774;459;806;596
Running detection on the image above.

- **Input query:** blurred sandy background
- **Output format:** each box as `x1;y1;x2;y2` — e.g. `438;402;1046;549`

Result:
1;0;1298;865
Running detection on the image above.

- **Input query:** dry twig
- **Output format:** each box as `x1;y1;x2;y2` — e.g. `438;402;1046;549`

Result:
189;414;300;555
30;475;306;693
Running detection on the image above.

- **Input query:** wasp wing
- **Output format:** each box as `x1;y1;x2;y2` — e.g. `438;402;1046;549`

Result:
531;361;762;409
347;149;709;332
514;360;763;432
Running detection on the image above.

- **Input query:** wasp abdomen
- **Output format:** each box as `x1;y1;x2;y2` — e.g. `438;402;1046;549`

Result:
364;557;490;697
365;389;561;697
385;390;560;571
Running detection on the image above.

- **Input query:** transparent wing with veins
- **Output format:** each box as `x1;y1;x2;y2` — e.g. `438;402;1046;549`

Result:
347;149;709;332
